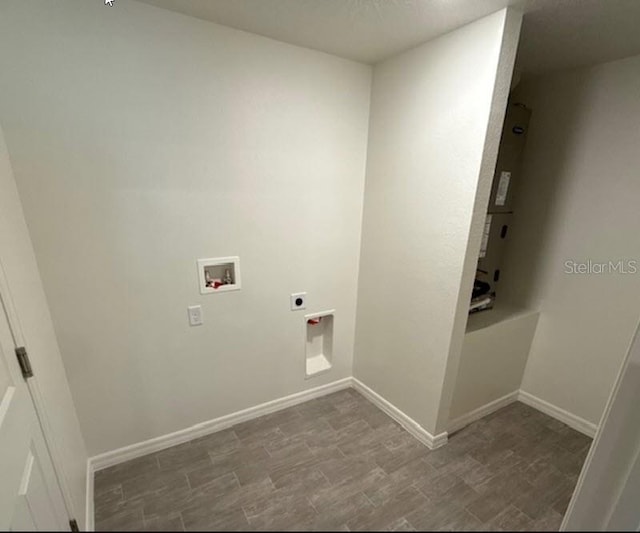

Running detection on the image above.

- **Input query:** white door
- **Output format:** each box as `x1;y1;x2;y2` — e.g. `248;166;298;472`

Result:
0;294;69;531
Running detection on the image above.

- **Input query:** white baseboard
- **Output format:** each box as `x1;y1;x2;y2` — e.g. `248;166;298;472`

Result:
518;390;597;437
86;375;450;527
89;377;352;472
89;375;450;475
446;389;597;438
85;458;94;531
351;378;448;450
85;378;597;530
447;390;519;434
86;373;450;518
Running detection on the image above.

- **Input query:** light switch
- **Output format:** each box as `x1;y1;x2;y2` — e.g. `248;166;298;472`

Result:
187;305;203;326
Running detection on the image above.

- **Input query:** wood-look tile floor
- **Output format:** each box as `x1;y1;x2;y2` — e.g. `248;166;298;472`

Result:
94;389;591;531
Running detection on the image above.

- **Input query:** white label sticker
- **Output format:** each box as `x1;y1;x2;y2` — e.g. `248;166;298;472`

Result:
495;171;511;206
479;214;492;259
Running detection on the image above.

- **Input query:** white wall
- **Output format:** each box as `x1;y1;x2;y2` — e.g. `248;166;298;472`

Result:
449;310;539;422
0;125;88;526
0;0;371;455
353;9;521;436
502;54;640;426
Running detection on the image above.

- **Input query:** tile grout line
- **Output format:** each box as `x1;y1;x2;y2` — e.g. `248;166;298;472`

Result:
240;502;252;528
317;468;332;487
94;393;586;532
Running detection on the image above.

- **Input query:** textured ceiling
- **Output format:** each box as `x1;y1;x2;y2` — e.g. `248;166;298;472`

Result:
134;0;640;75
517;0;640;75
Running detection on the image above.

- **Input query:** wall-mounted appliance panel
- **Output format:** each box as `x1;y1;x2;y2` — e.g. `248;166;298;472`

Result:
477;213;512;288
488;103;531;214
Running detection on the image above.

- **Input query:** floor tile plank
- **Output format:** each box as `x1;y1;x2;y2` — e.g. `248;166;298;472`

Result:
95;394;590;531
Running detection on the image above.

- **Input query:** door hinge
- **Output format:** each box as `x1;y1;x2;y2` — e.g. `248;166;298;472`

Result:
69;518;79;532
15;346;33;379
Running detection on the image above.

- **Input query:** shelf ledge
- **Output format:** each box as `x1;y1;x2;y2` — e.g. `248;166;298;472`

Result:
306;354;332;378
466;303;539;334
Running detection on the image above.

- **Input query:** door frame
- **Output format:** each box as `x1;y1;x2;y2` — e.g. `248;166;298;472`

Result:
0;259;76;528
562;319;640;530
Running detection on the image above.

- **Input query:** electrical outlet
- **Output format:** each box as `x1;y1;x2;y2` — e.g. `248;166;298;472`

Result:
187;305;203;326
290;292;306;311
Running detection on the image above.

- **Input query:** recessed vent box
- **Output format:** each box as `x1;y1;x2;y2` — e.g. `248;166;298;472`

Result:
305;311;334;378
